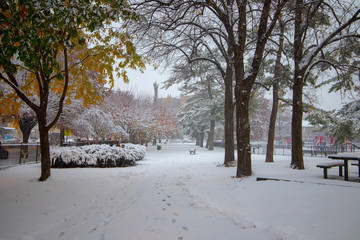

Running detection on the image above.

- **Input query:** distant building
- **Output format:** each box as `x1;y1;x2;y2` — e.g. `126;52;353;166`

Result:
157;94;191;114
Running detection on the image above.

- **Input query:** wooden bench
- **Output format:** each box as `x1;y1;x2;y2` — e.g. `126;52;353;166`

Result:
316;162;344;179
189;148;196;155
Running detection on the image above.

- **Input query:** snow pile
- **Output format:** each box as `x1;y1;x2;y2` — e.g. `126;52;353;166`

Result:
50;144;146;168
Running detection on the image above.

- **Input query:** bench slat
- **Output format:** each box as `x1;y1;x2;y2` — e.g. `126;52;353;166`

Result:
316;162;344;168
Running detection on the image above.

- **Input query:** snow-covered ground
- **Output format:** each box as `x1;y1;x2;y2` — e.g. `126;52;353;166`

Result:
1;143;360;240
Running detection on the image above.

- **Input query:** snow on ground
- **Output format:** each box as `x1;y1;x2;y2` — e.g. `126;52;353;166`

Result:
1;143;360;240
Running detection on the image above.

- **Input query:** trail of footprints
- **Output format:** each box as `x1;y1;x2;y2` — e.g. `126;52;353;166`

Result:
155;181;190;240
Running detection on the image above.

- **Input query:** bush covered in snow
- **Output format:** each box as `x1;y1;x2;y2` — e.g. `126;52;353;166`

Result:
50;144;146;168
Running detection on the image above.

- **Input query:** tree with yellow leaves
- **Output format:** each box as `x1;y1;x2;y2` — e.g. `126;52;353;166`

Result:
0;0;144;181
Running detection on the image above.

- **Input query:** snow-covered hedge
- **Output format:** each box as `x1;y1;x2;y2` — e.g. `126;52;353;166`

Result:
50;144;146;168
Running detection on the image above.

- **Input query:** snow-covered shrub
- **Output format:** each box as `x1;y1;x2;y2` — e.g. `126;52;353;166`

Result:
51;144;146;168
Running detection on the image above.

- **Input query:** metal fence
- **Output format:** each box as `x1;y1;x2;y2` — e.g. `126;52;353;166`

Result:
0;144;40;169
251;143;358;156
214;141;359;157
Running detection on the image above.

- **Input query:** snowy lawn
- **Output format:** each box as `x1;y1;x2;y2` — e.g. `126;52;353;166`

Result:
0;143;360;240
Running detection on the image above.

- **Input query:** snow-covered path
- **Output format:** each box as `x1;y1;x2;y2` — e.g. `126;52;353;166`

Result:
1;143;360;240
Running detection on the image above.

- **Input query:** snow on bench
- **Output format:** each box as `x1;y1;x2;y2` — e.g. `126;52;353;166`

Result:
316;162;344;179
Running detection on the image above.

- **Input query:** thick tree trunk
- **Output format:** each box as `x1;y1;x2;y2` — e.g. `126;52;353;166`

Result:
37;115;51;181
291;0;305;169
235;88;252;177
291;72;305;169
223;68;235;166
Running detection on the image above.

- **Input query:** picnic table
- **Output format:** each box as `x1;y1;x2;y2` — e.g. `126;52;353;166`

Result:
328;154;360;181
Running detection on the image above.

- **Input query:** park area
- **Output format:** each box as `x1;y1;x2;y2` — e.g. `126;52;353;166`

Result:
0;143;360;240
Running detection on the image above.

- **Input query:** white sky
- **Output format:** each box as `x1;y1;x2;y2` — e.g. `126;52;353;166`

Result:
115;67;181;98
115;67;348;111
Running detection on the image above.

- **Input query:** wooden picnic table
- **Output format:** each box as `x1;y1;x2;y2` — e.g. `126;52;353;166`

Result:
328;154;360;181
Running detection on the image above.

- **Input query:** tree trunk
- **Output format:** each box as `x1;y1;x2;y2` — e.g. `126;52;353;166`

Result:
291;71;305;169
195;132;200;146
265;81;279;163
291;0;305;169
199;128;205;147
207;118;215;150
205;131;210;149
235;88;252;177
223;67;235;166
37;114;51;181
206;78;215;151
265;19;284;163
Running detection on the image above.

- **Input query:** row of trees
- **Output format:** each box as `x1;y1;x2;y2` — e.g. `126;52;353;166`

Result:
59;90;178;145
129;0;360;177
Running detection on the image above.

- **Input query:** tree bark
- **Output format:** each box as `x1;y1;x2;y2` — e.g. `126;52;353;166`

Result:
265;81;279;163
291;0;305;169
291;71;305;169
223;67;235;166
235;85;252;177
207;118;215;150
37;113;51;181
206;79;215;151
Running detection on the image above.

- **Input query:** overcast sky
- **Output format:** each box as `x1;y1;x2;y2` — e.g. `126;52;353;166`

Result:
115;67;349;111
115;67;180;98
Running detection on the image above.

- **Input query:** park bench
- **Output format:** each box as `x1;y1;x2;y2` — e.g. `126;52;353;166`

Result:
316;162;344;179
189;148;196;155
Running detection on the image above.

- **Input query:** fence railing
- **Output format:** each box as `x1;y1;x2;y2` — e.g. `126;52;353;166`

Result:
250;143;359;156
0;143;40;169
214;141;359;157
